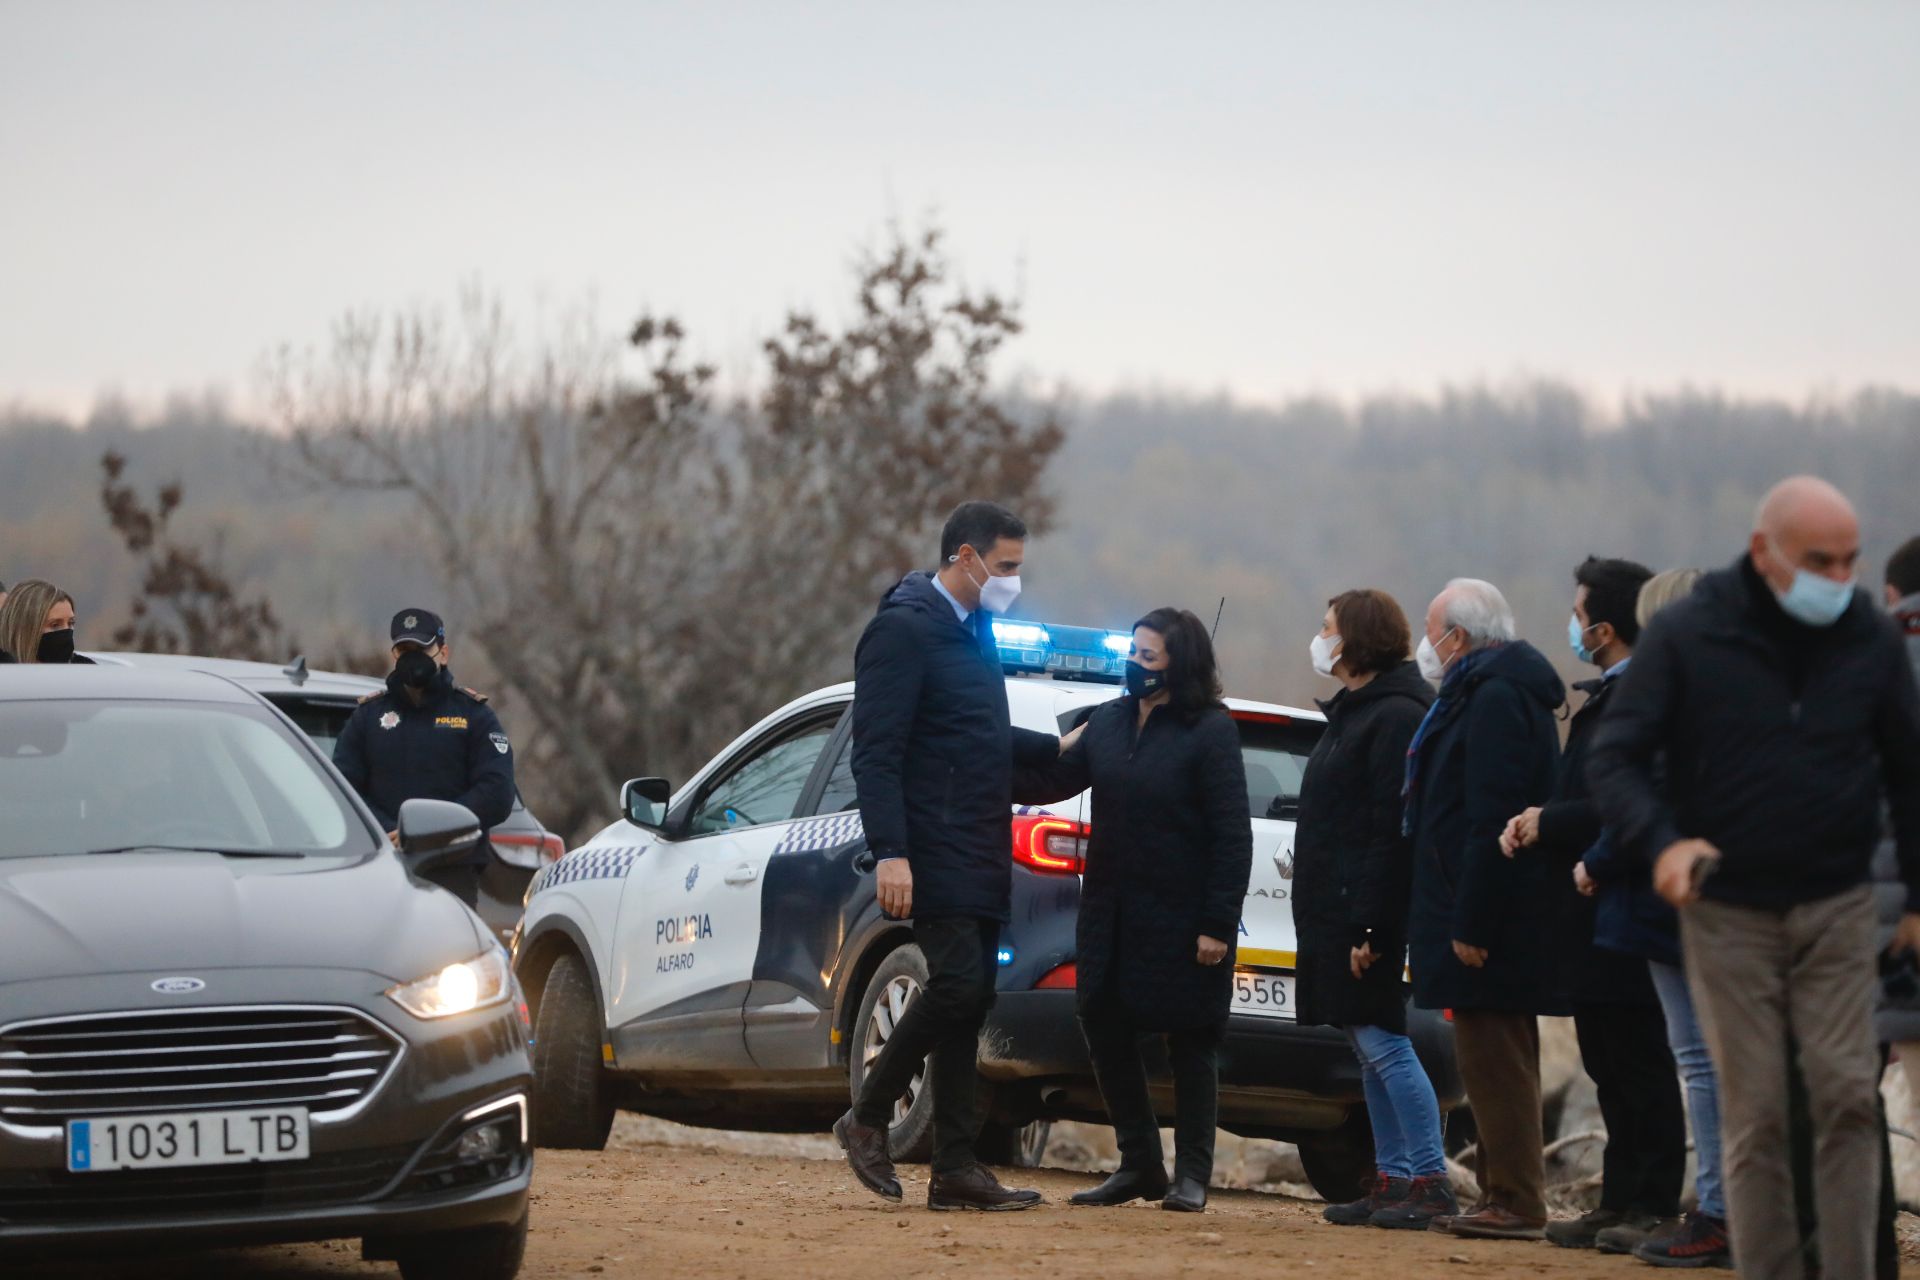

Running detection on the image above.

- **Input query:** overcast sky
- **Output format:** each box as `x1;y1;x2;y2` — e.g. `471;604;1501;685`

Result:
3;1;1916;417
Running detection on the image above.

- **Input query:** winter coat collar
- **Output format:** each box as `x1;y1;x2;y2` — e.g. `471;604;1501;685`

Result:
1316;660;1431;720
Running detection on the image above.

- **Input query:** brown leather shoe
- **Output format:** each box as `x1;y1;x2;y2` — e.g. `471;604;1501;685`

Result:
834;1110;901;1201
1426;1199;1481;1234
927;1163;1043;1212
1445;1203;1547;1240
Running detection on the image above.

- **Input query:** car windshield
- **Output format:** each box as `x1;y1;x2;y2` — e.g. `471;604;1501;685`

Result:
0;699;373;860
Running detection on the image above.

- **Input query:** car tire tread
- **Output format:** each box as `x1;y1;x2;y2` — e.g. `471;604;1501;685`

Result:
529;951;615;1150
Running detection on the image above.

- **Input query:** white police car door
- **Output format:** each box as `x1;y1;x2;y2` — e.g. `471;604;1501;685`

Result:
1231;711;1323;1021
607;705;845;1071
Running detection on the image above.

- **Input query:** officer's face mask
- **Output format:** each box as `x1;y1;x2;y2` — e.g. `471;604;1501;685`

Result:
393;647;439;690
36;627;76;665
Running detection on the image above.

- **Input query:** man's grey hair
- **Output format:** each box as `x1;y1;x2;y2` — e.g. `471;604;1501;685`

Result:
1440;578;1517;650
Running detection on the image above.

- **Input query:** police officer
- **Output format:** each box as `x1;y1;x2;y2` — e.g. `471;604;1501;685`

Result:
333;608;515;906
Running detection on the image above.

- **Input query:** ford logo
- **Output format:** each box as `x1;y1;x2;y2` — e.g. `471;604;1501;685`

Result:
151;977;206;994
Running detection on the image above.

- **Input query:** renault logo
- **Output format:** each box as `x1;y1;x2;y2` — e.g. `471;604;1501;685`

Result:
151;977;206;994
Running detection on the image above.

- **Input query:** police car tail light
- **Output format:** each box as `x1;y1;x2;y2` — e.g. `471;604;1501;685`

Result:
1034;962;1077;989
1010;814;1089;875
386;947;512;1019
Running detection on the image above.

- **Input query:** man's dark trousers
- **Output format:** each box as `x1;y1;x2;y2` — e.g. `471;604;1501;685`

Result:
853;917;999;1174
1573;1000;1686;1215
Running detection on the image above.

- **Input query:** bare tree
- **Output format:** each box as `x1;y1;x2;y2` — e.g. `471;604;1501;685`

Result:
267;228;1064;840
99;451;290;660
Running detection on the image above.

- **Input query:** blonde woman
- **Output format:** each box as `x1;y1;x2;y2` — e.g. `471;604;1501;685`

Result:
0;579;90;664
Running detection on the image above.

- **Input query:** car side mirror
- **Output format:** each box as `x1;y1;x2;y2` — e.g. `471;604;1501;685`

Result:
396;798;485;877
621;777;672;830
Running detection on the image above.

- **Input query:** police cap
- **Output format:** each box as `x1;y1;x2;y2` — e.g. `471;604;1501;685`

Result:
389;608;446;648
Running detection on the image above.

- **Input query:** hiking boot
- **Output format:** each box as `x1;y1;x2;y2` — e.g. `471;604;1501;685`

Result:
1633;1212;1733;1269
1547;1207;1632;1249
1595;1213;1678;1255
1322;1173;1407;1226
1370;1174;1459;1231
1322;1172;1403;1225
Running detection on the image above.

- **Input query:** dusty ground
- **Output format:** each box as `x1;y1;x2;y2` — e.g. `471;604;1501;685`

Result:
25;1115;1920;1279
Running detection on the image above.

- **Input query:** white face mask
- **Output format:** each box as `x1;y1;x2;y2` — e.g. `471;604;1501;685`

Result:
1416;627;1457;682
1309;632;1342;679
954;552;1023;614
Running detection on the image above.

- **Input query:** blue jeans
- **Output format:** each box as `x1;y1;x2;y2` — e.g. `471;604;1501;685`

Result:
1649;958;1726;1220
1345;1024;1446;1180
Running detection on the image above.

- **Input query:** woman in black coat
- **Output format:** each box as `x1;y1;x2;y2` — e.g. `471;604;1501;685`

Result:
1019;607;1252;1213
1291;589;1454;1230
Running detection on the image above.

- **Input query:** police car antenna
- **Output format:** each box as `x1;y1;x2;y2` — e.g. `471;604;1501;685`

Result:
1211;597;1226;641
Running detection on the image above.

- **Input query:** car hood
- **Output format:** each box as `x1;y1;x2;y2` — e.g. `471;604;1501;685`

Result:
0;850;490;988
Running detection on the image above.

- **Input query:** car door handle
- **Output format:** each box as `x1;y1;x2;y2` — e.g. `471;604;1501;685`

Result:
851;848;877;875
724;864;759;886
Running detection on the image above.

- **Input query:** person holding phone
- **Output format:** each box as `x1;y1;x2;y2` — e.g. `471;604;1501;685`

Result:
1018;607;1252;1213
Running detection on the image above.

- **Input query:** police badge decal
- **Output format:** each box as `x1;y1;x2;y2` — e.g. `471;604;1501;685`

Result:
379;711;400;730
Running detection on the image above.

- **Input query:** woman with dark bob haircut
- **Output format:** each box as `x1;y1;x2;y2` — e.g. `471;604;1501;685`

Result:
1018;606;1252;1212
1294;589;1455;1230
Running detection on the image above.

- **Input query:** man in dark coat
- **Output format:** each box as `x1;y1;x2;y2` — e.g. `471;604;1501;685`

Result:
332;607;515;907
834;501;1062;1212
1500;556;1686;1252
1588;478;1920;1280
1403;578;1565;1241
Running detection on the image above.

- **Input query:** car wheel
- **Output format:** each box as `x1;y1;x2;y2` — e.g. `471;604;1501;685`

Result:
390;1211;527;1280
976;1119;1052;1168
847;944;935;1163
1298;1113;1377;1203
529;951;614;1149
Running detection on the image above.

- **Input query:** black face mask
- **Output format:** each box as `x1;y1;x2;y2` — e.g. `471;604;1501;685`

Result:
36;628;76;664
393;648;439;690
1124;659;1165;699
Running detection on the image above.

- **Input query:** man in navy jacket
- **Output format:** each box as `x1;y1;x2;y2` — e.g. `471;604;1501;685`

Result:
835;501;1061;1212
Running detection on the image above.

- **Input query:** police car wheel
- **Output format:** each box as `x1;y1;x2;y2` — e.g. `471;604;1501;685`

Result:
529;952;614;1150
848;944;936;1164
386;1210;527;1280
1297;1112;1377;1203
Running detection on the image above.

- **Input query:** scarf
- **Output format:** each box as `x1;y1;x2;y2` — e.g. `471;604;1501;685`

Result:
1401;644;1503;836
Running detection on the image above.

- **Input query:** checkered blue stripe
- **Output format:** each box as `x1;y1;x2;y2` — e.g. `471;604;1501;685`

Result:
528;845;640;896
772;812;865;856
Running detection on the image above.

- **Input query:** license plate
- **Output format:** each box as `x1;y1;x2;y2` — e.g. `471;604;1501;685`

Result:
66;1107;310;1173
1231;969;1296;1020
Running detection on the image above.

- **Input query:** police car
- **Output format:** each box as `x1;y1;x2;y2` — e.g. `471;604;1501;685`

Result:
512;622;1462;1200
81;651;563;946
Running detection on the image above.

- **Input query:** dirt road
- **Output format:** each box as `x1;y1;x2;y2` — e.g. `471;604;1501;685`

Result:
36;1116;1919;1280
24;1114;1920;1278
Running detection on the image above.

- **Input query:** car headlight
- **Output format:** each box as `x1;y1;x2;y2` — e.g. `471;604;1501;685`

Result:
386;947;511;1019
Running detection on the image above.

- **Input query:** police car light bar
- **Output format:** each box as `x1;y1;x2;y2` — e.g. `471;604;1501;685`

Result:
992;620;1130;684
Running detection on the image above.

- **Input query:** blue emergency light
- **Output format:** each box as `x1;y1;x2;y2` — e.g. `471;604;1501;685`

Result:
991;620;1132;683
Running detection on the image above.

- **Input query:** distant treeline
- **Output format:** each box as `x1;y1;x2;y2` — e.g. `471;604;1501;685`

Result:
4;380;1916;798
